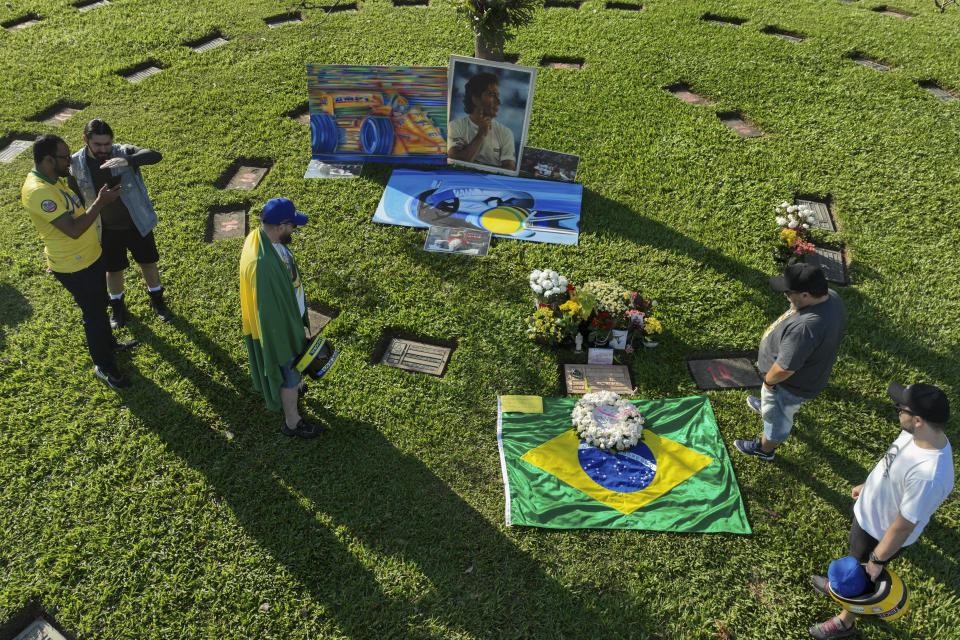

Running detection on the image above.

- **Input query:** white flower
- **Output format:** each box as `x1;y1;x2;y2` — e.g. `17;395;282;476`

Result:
788;220;799;229
787;205;798;213
530;269;541;280
532;284;543;294
558;276;568;287
802;223;810;229
775;216;787;226
806;215;816;223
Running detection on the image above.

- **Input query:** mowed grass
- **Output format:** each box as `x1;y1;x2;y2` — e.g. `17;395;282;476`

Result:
1;0;959;638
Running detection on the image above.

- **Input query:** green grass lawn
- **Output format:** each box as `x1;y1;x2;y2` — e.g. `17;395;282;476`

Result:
1;0;959;638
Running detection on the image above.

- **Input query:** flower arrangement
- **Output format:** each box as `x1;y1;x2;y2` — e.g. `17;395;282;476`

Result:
572;391;645;451
525;298;587;345
522;274;664;351
774;201;817;262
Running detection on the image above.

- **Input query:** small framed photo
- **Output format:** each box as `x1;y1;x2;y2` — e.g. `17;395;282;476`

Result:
447;55;537;176
423;226;492;256
304;159;363;179
518;146;580;182
587;348;615;365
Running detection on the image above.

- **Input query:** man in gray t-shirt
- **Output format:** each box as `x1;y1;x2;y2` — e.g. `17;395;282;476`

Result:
735;264;846;461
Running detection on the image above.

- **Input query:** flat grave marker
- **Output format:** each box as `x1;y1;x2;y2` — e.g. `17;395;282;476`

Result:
206;207;248;242
762;26;804;42
224;165;269;191
851;56;892;72
606;2;644;10
666;83;713;106
0;140;33;164
719;112;764;137
265;12;302;27
190;35;228;53
75;0;110;10
809;247;848;285
12;617;68;640
3;15;41;31
380;338;451;377
324;2;358;11
545;0;583;7
541;56;585;70
393;0;429;5
702;13;746;26
306;308;335;337
688;357;762;390
795;198;835;232
41;107;81;126
873;6;913;18
503;53;520;64
564;364;633;395
919;81;957;102
123;64;163;83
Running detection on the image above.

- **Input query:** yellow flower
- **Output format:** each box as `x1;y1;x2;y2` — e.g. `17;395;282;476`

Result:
559;300;581;315
644;317;663;334
779;228;798;246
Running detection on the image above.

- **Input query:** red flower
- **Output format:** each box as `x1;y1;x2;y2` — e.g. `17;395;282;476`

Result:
566;284;576;292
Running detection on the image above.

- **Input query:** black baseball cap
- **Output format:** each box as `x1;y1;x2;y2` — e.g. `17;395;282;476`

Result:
769;263;827;294
887;382;950;423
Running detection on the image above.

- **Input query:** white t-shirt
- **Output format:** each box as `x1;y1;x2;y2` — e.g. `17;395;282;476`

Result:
854;430;954;546
448;116;516;168
273;242;305;317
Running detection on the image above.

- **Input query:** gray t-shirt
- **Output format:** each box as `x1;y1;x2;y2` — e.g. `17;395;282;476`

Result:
757;289;846;398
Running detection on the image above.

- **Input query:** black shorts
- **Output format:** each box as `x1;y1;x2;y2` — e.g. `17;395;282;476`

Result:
848;519;904;563
101;228;159;272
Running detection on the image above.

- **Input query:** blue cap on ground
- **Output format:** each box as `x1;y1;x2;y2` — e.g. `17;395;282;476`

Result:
261;198;308;226
828;555;868;598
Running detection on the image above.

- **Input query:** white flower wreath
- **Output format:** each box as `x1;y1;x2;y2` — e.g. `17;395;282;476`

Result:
571;391;645;451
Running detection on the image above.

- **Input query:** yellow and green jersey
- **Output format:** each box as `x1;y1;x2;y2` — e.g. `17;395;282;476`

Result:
21;170;101;273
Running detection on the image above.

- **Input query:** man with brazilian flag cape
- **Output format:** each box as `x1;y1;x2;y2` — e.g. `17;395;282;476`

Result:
497;394;751;532
239;198;324;438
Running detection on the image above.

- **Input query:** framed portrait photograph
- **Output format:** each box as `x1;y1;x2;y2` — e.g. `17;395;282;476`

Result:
447;55;537;177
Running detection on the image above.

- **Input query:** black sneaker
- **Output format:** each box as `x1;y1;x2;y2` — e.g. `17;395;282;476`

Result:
109;294;128;330
280;418;325;438
148;286;172;322
734;438;775;461
94;365;132;389
113;339;139;353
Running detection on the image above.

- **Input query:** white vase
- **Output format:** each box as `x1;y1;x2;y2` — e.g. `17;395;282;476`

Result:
643;339;659;348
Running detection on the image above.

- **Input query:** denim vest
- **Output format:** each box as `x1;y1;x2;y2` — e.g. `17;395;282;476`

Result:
70;144;158;237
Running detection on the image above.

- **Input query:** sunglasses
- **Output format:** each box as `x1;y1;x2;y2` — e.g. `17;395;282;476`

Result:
894;405;916;416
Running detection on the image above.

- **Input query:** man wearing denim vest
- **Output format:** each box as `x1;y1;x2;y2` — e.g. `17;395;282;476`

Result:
69;119;171;329
734;263;846;461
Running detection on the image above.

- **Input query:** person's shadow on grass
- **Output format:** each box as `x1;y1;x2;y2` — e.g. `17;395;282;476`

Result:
122;318;662;638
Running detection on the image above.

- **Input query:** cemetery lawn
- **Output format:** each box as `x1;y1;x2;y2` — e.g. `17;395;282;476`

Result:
2;0;959;638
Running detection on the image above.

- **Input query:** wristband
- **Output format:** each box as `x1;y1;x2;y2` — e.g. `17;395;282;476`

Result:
869;551;887;566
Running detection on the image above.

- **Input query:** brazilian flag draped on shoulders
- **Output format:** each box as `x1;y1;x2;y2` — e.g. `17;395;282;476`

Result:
497;395;751;533
239;226;307;412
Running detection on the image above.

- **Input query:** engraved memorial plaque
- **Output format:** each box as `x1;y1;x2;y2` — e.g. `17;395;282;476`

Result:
0;140;32;163
795;198;835;232
306;308;334;337
225;166;269;190
42;108;81;126
809;247;847;285
380;339;451;376
719;113;763;137
688;357;762;390
13;618;68;640
564;365;633;395
666;83;713;106
191;36;228;53
208;209;247;242
124;65;162;83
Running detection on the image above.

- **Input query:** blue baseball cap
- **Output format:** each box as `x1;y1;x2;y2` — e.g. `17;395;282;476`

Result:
261;198;308;226
828;555;868;598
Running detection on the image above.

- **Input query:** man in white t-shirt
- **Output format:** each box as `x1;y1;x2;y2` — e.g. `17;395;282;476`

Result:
808;382;953;639
448;71;516;171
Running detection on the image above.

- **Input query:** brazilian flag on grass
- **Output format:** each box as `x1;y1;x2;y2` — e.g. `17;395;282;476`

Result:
497;395;751;533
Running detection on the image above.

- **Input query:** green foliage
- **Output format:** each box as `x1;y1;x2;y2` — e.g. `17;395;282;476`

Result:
457;0;540;49
0;1;959;639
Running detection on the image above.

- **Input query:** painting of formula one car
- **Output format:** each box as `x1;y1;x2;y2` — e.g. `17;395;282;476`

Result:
307;65;448;164
373;169;582;246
